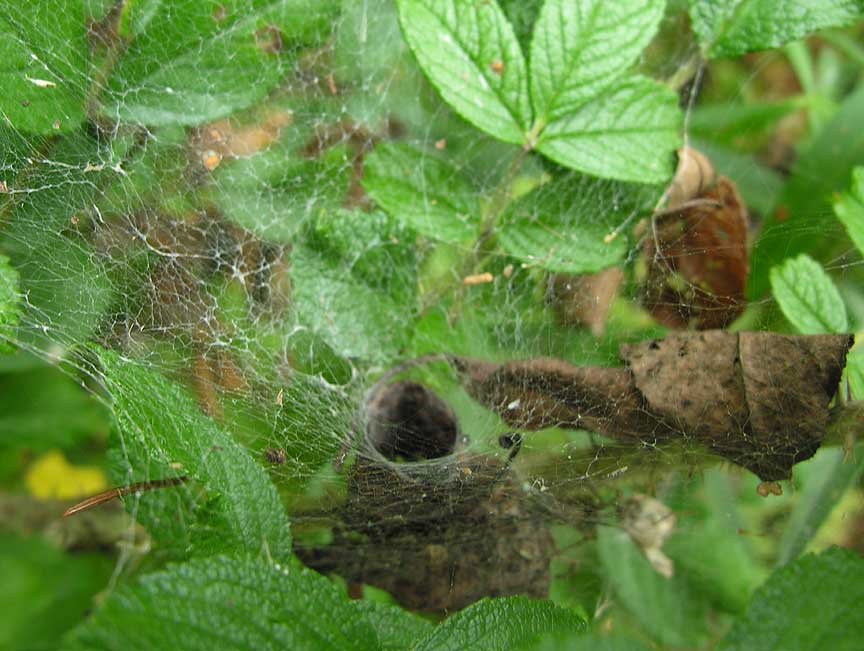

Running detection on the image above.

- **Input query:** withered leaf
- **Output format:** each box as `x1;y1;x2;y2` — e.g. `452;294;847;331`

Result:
453;331;854;481
642;175;749;330
549;267;625;337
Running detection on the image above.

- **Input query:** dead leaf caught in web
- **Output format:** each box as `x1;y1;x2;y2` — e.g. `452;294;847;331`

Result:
641;147;749;330
452;331;854;482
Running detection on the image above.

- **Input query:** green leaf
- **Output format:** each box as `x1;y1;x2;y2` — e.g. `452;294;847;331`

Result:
96;348;292;559
0;533;113;650
66;555;404;651
103;0;339;126
0;254;20;354
289;245;412;364
720;548;864;651
413;596;586;651
689;0;864;59
363;142;480;243
536;75;681;182
213;136;351;244
1;133;118;350
834;166;864;256
308;208;418;305
529;0;665;125
770;254;848;333
776;447;864;566
597;525;710;647
748;85;864;298
498;175;655;274
396;0;532;145
348;600;433;650
0;1;90;133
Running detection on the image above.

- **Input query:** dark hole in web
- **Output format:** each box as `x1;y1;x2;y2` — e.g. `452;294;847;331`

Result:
365;380;459;462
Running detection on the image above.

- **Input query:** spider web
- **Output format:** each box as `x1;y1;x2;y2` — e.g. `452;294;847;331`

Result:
1;0;863;625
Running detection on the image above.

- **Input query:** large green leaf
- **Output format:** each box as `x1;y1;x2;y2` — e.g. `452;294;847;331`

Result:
834;166;864;256
770;254;848;334
396;0;532;145
103;0;339;126
689;0;864;59
529;0;665;125
0;0;90;133
362;142;479;243
66;555;416;651
498;174;655;273
97;348;292;559
536;75;681;182
0;254;19;354
413;596;586;651
720;548;864;651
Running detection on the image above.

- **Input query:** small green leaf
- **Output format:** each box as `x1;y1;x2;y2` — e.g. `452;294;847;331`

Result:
536;75;681;182
289;245;412;364
363;142;480;243
97;349;292;559
720;548;864;651
396;0;532;145
0;1;90;133
66;555;399;651
413;596;586;651
834;167;864;256
0;254;20;354
529;0;665;125
103;0;339;126
498;175;654;274
689;0;864;59
1;134;119;350
308;208;418;305
597;525;711;647
770;254;848;334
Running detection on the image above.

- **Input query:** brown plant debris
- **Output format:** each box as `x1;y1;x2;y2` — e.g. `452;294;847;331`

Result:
642;147;749;330
297;381;551;613
548;267;625;337
450;331;854;481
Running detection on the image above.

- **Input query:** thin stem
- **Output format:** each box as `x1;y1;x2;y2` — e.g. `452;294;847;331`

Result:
63;475;189;517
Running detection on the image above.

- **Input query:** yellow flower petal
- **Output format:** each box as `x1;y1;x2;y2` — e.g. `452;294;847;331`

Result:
25;450;107;500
